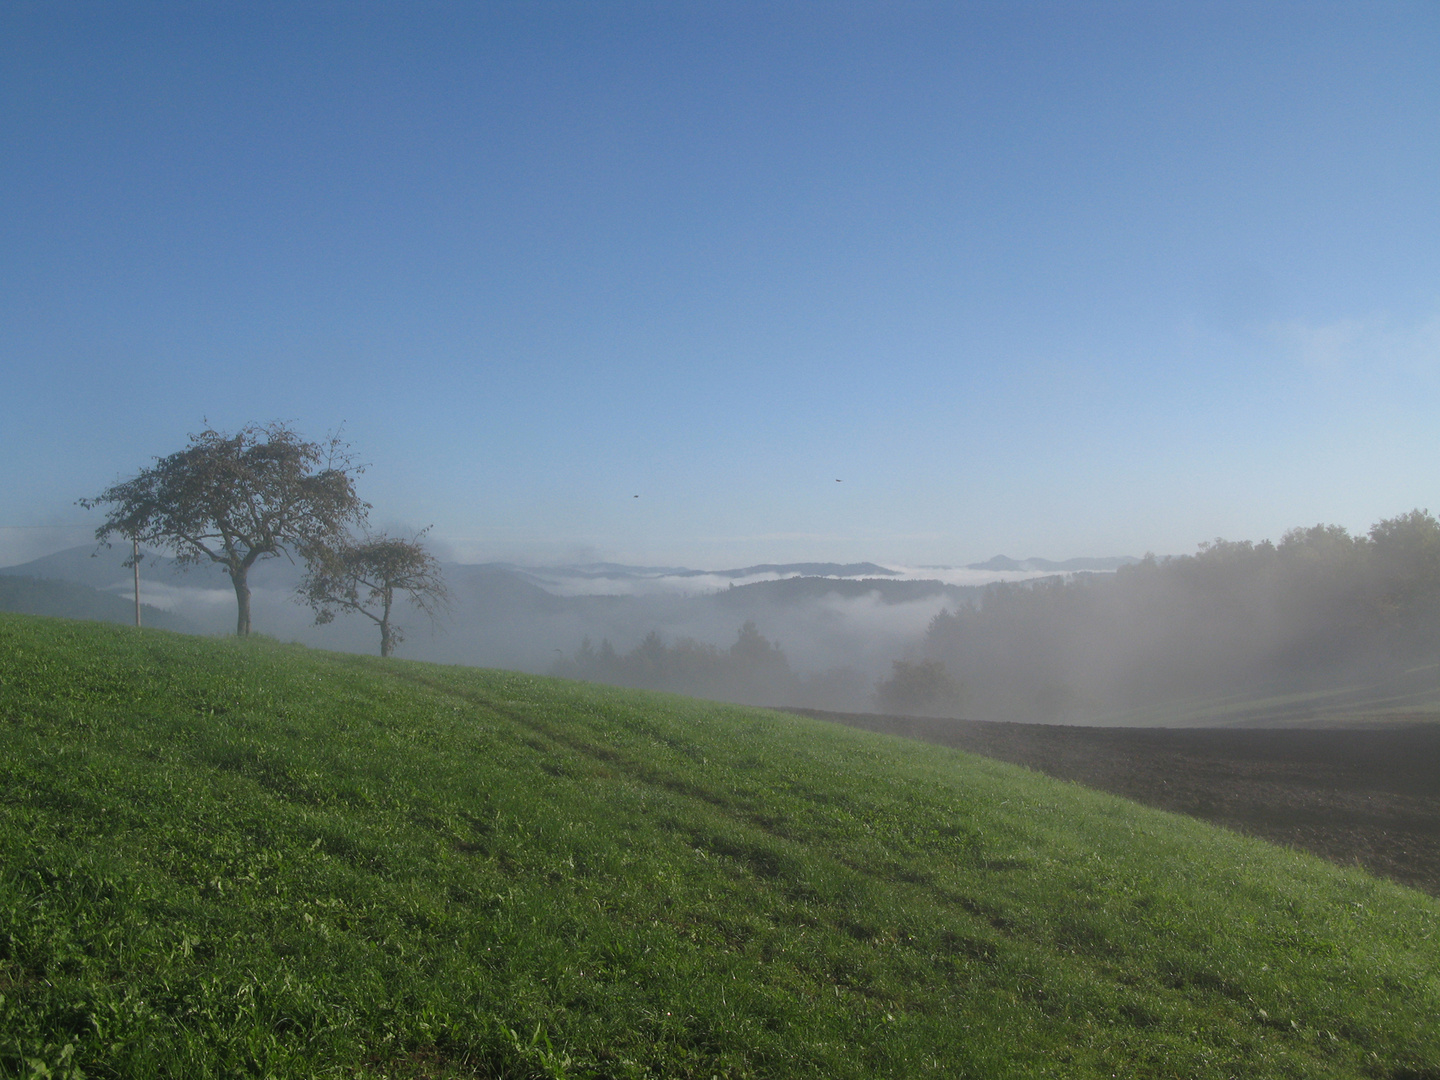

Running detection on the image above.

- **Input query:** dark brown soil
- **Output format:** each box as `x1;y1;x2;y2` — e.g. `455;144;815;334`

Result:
787;709;1440;898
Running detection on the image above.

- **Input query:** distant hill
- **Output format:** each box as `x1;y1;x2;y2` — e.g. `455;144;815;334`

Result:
502;561;903;583
0;546;1121;707
496;561;694;579
0;544;168;590
966;554;1140;573
709;561;901;579
0;575;197;633
0;543;298;590
714;575;974;606
444;562;593;617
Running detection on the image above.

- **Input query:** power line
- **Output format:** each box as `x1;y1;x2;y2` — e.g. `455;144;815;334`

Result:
0;524;96;529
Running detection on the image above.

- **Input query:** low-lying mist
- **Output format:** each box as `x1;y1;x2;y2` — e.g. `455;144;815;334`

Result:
0;547;963;712
6;511;1438;725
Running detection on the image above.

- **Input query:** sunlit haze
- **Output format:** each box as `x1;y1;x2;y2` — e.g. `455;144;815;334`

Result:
3;2;1438;570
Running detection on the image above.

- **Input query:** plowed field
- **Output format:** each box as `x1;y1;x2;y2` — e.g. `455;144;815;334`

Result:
790;710;1440;897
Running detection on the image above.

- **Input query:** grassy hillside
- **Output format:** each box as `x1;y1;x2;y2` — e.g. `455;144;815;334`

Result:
1;614;1437;1079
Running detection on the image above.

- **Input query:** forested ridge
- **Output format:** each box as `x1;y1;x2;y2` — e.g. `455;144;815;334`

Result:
918;510;1440;721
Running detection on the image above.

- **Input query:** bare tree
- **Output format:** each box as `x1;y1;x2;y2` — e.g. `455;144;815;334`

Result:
300;529;448;657
80;422;368;636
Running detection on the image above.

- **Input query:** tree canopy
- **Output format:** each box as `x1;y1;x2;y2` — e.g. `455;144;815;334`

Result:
80;422;368;636
299;530;449;657
875;658;966;717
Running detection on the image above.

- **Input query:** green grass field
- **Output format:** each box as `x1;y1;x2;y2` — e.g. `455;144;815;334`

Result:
2;613;1437;1079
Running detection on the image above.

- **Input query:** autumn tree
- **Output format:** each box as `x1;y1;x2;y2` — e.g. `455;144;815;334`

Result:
300;529;448;657
80;422;368;636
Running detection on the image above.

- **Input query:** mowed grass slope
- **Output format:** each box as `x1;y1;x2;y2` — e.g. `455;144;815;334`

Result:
1;614;1437;1080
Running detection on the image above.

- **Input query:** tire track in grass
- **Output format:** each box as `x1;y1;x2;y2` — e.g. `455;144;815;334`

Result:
381;669;1386;1064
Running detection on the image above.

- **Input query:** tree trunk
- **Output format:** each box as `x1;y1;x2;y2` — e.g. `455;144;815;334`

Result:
231;567;252;636
380;589;394;657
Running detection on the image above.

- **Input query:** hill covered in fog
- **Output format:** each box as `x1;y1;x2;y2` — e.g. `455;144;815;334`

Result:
965;555;1140;573
0;547;1036;709
0;574;196;633
20;516;1437;728
903;511;1440;724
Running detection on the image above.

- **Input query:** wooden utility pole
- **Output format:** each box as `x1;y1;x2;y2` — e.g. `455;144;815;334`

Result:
133;536;141;627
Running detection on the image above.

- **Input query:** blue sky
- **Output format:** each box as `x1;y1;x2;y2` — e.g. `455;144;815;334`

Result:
3;1;1438;569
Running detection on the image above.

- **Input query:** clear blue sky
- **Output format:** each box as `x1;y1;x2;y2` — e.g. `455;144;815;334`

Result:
3;1;1438;568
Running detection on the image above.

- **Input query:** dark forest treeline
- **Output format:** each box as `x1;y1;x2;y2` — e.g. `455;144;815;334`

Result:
918;509;1440;721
